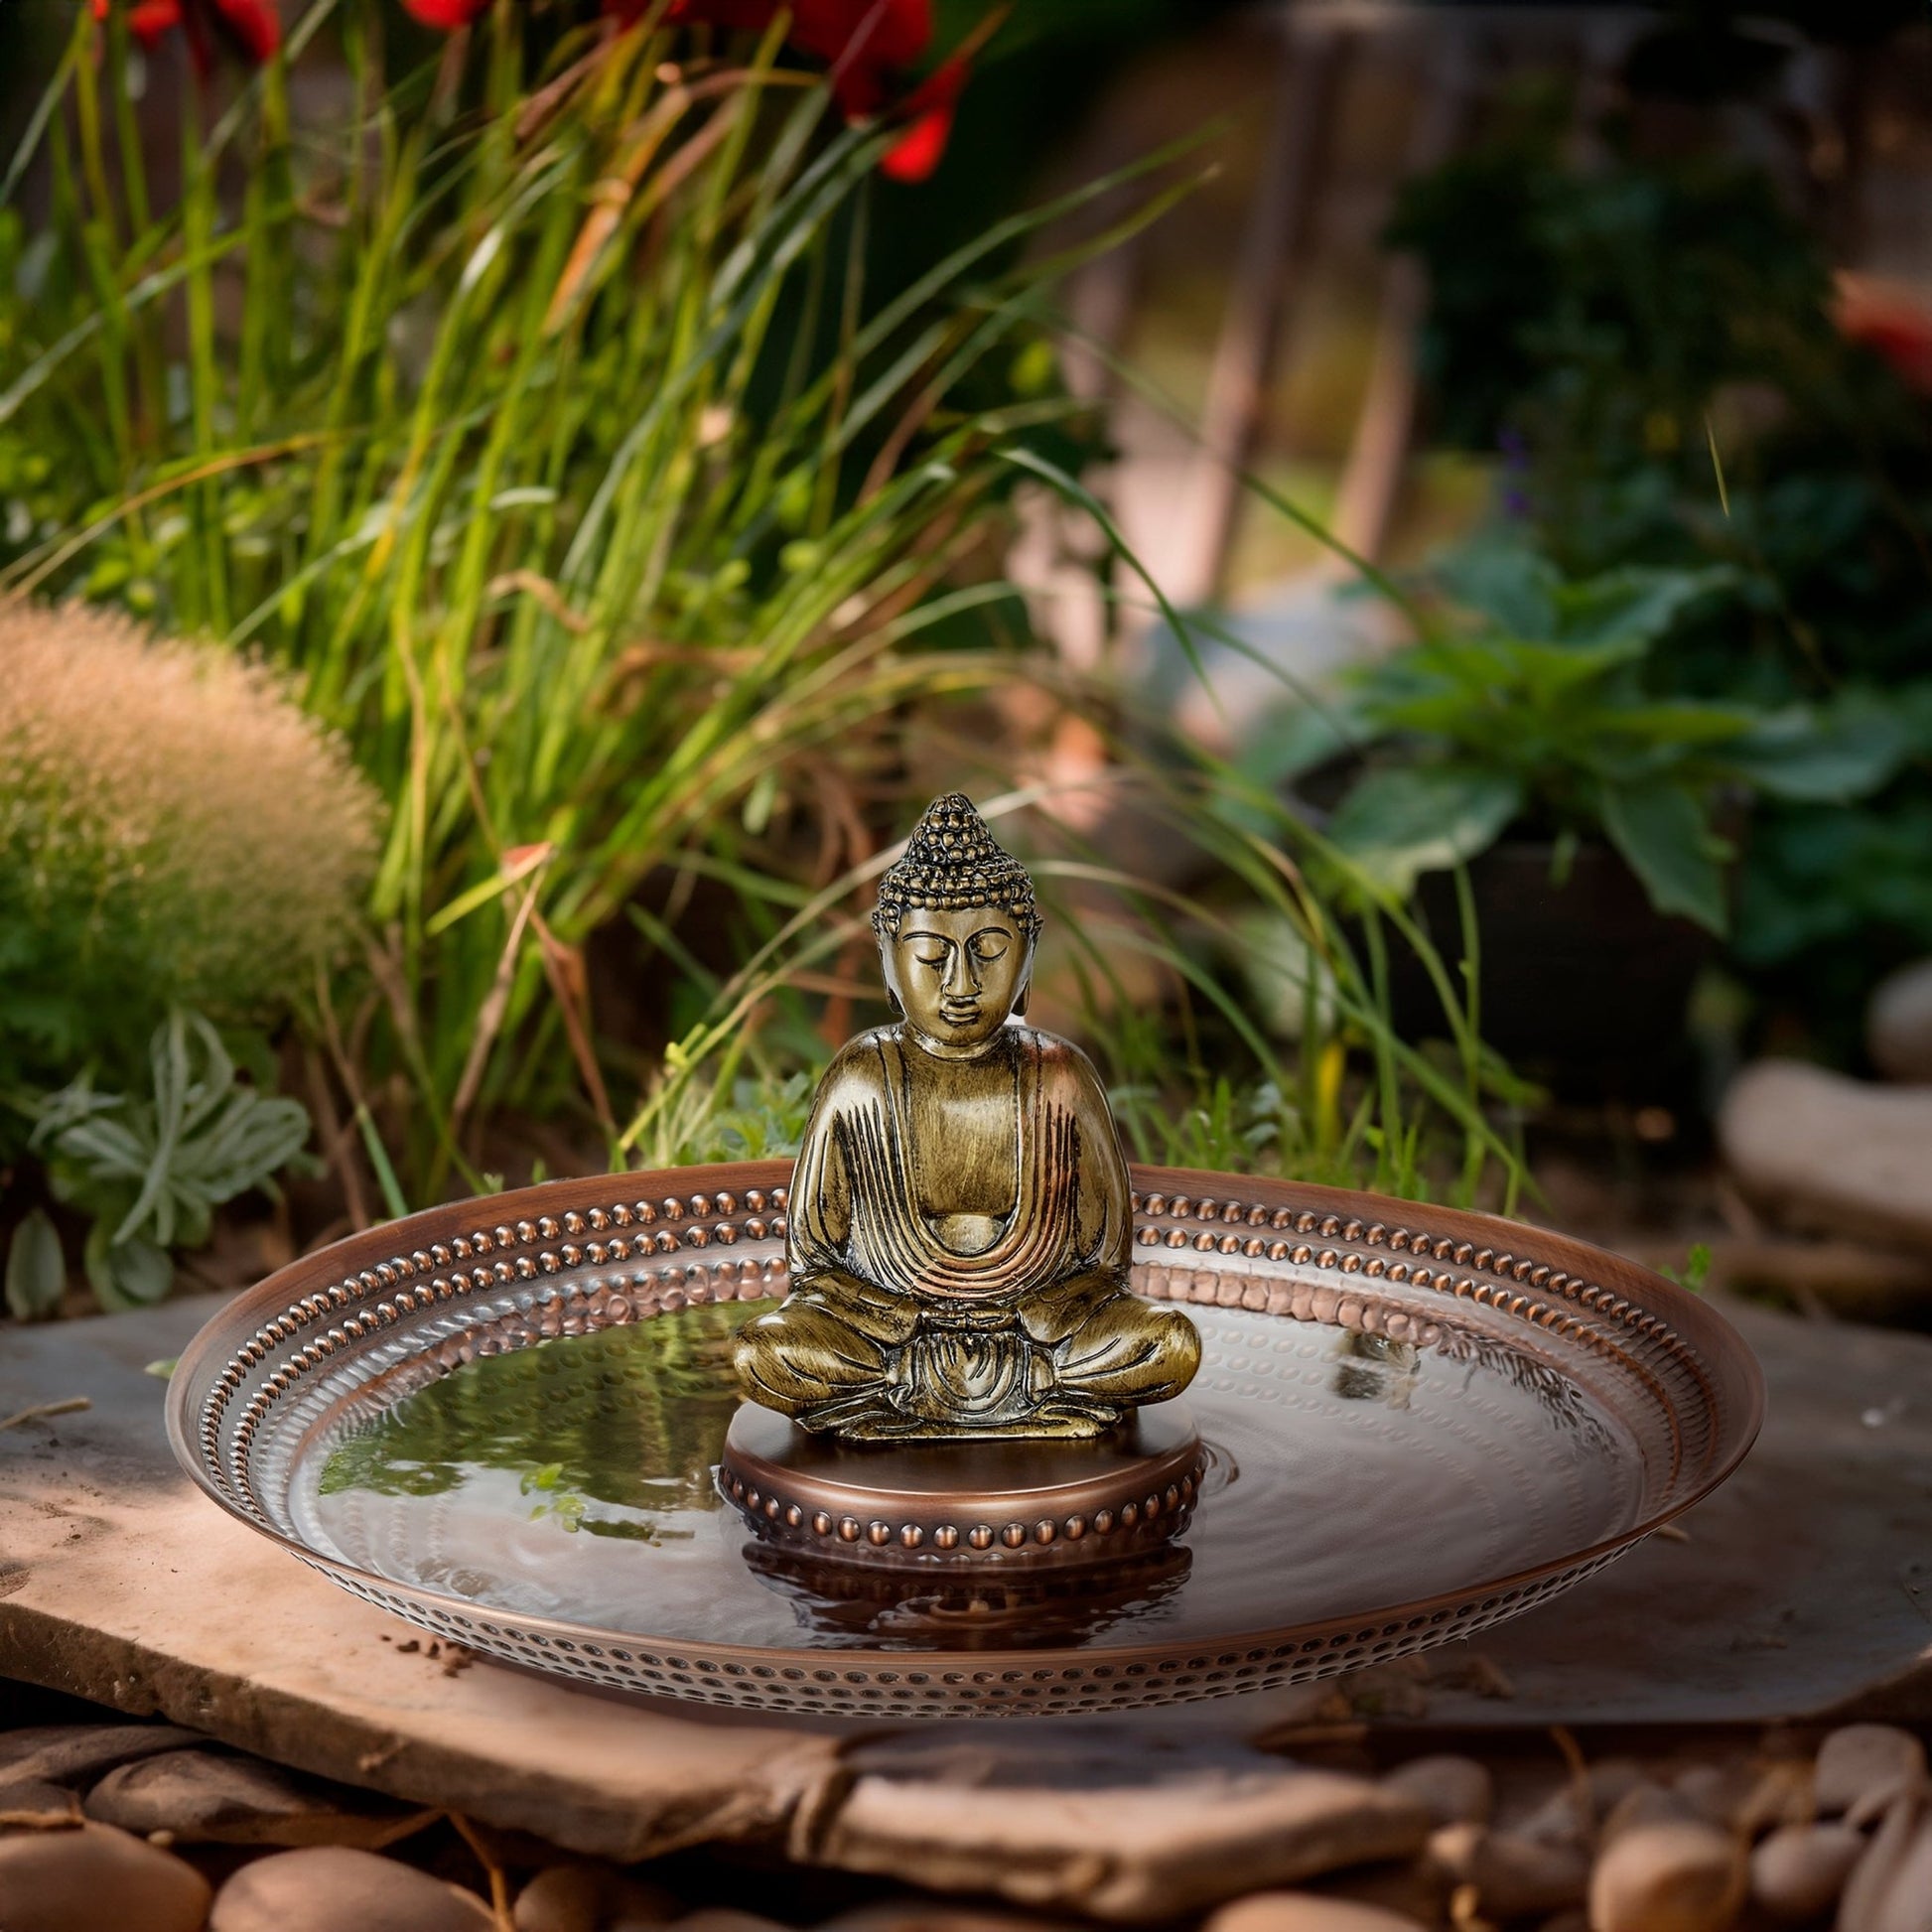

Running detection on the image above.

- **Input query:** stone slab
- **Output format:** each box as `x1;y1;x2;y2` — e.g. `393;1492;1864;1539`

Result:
1353;1293;1932;1729
0;1297;839;1863
2;1292;1929;1874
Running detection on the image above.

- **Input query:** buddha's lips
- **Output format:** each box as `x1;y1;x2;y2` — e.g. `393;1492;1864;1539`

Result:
939;1001;981;1024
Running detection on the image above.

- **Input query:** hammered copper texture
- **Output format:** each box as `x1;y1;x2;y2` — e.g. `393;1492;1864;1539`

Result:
165;1162;1762;1718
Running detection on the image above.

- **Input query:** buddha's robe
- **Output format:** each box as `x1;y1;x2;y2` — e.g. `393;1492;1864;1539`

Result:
735;1026;1199;1432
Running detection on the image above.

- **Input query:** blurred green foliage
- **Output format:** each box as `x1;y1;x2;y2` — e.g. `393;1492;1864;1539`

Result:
1389;101;1932;1050
1259;541;1903;935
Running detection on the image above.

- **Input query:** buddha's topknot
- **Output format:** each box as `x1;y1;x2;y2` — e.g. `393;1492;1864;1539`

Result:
872;793;1041;940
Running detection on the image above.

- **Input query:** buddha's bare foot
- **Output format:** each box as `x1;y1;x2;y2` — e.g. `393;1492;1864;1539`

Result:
1020;1397;1121;1439
793;1388;902;1436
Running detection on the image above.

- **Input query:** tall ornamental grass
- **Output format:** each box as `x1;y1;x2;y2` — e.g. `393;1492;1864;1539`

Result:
4;1;1525;1222
4;1;1198;1195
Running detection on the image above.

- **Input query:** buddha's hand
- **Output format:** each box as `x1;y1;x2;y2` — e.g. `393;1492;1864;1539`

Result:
891;1323;1046;1424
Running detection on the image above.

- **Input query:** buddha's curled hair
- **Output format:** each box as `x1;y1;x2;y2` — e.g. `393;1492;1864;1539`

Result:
872;793;1042;940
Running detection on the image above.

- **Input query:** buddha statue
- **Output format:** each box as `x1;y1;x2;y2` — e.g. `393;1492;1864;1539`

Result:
733;794;1200;1441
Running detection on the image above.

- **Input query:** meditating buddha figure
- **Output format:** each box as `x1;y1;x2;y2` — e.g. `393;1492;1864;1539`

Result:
734;794;1200;1441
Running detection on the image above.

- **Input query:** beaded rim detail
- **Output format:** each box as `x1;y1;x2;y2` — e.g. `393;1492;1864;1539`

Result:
165;1159;1763;1719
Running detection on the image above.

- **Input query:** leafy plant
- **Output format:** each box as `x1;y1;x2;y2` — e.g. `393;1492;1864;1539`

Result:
1;2;1202;1200
1268;542;1903;935
5;2;1535;1236
1;597;370;1310
1387;103;1932;1041
20;1011;313;1310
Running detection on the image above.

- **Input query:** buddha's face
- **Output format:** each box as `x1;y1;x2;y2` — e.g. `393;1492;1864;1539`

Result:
883;904;1033;1052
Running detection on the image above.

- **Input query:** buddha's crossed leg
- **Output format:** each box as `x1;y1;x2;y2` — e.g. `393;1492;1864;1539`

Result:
1021;1271;1202;1414
736;1270;1199;1436
733;1275;919;1427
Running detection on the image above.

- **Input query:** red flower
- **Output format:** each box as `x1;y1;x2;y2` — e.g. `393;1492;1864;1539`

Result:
879;52;965;184
91;0;280;67
400;0;492;26
619;0;964;178
1835;272;1932;398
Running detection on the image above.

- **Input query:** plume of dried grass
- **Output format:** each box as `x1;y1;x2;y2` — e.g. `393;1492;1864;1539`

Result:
0;599;380;1046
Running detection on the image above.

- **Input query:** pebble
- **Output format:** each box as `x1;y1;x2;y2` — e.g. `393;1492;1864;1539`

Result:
0;1724;207;1788
1587;1819;1747;1932
209;1844;495;1932
515;1864;603;1932
666;1913;789;1932
1202;1892;1428;1932
0;1778;82;1827
514;1863;679;1932
1467;1830;1590;1918
1598;1783;1704;1843
1749;1822;1863;1922
1867;957;1932;1082
1815;1726;1926;1817
0;1818;210;1932
1512;1758;1646;1844
1672;1763;1760;1828
1381;1755;1493;1828
819;1905;1079;1932
86;1746;431;1849
1839;1788;1932;1932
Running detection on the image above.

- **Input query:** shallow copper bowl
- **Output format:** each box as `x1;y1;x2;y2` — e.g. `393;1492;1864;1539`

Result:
166;1162;1762;1719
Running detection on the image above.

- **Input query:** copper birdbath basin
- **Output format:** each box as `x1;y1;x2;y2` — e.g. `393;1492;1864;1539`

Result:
166;1161;1761;1718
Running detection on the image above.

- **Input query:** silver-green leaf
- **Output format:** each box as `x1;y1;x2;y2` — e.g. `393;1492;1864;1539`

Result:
5;1208;68;1320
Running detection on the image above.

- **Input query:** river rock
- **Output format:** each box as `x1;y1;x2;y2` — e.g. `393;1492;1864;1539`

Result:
0;1819;211;1932
1673;1763;1762;1829
1599;1784;1704;1843
208;1845;495;1932
1467;1831;1590;1918
86;1747;433;1849
1203;1892;1428;1932
1839;1788;1932;1932
1381;1755;1493;1828
819;1904;1080;1932
514;1863;680;1932
1868;959;1932;1082
0;1779;82;1828
1814;1726;1926;1817
1586;1820;1746;1932
1511;1758;1647;1845
1748;1822;1863;1922
0;1724;207;1789
1719;1062;1932;1247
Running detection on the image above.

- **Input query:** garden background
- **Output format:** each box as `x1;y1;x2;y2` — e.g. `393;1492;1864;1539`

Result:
6;0;1930;1329
4;6;1932;1932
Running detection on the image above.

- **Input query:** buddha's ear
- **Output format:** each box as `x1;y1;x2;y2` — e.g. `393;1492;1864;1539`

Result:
1012;930;1036;1016
886;988;903;1017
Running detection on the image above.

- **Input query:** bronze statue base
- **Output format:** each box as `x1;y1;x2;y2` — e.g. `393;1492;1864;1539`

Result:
717;1399;1204;1570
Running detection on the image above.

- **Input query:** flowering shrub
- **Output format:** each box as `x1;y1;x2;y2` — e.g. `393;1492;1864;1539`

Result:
89;0;280;67
0;599;377;1310
0;599;378;1070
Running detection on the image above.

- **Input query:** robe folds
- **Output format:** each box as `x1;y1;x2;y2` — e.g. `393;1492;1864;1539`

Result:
786;1025;1127;1308
735;1025;1199;1431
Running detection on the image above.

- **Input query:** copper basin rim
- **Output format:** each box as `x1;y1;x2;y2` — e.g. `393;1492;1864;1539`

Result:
165;1160;1766;1693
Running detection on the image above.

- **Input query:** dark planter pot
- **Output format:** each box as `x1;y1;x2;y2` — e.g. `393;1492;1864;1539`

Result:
1382;838;1716;1100
1283;758;1718;1100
